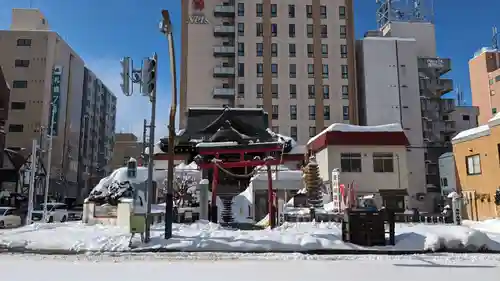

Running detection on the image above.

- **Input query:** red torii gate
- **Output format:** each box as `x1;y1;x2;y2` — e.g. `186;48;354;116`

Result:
196;143;282;229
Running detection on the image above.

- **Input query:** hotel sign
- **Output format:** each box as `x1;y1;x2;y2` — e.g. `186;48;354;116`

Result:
188;0;209;24
49;65;62;136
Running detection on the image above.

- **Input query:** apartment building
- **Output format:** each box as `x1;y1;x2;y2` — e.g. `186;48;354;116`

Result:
450;106;479;134
78;68;117;196
0;9;86;198
356;33;427;207
180;0;357;144
469;48;500;125
110;133;142;171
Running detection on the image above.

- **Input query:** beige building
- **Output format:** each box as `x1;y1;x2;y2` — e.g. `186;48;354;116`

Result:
110;133;142;171
307;124;412;209
469;48;500;125
180;0;358;144
0;9;114;199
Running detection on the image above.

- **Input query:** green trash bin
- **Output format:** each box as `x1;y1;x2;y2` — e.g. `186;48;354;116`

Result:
130;214;146;234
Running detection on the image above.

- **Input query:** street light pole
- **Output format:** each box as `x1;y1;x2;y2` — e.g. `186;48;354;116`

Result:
160;9;177;239
43;96;58;222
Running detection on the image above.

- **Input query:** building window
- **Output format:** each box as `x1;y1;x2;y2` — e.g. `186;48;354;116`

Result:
289;24;296;38
256;43;263;56
289;64;296;78
308;85;315;99
321;44;328;57
306;5;312;18
307;44;314;58
237;3;244;16
256;3;263;17
340;44;348;58
373;153;394;173
307;64;314;78
324;105;330;120
340;25;347;39
271;24;277;37
256;23;263;36
10;101;26;110
289;43;296;57
307;24;313;38
341;64;348;79
343;106;349;120
309;126;316;137
322;64;329;78
320;25;328;38
271;4;277;17
235;84;244;99
288;4;295;18
466;154;481;175
271;43;278;57
238;63;244;77
272;105;279;119
462;115;470;121
341;153;362;172
290;105;297;120
320;5;327;18
238;42;245;56
308;105;316;120
14;59;30;67
8;124;24;132
271;126;279;133
271;63;278;77
12;80;28;88
289;84;297;99
272;84;278;98
441;177;448;187
342;85;349;99
323;85;330;99
16;38;32;46
290;126;298;141
339;6;346;19
256;63;263;77
238;23;244;36
256;84;263;98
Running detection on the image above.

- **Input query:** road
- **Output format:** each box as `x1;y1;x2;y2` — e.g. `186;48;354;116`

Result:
1;253;499;281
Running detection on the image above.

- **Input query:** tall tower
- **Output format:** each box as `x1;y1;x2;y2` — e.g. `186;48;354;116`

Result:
376;0;435;28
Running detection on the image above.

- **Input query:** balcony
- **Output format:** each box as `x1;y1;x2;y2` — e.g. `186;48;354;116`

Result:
214;3;235;17
213;66;235;77
213;45;235;57
418;57;451;76
214;24;235;37
419;78;454;97
213;87;235;98
443;120;456;133
440;98;455;113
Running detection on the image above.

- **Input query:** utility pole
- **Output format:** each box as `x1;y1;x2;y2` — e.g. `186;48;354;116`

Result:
26;139;38;225
120;53;157;243
43;96;58;222
160;9;177;239
142;119;148;167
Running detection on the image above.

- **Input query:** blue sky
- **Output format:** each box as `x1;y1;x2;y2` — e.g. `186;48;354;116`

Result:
0;0;498;138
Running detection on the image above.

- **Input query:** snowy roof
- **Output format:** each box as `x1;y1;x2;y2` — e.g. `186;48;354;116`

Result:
143;141;163;155
89;167;167;196
307;123;403;145
452;113;500;144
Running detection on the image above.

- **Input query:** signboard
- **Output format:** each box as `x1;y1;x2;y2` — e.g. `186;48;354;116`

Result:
188;0;209;24
426;58;444;68
48;65;62;136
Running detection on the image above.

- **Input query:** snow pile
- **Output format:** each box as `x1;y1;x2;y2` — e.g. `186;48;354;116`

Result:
1;220;500;253
307;123;403;145
463;219;500;235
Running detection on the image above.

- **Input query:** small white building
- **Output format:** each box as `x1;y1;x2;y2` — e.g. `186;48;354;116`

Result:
307;123;415;210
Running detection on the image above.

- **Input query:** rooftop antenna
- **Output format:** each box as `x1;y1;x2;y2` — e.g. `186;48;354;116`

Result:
456;84;463;106
492;26;498;50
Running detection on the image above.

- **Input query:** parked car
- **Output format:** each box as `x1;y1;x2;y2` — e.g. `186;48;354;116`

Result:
68;205;83;221
31;203;69;223
0;207;22;228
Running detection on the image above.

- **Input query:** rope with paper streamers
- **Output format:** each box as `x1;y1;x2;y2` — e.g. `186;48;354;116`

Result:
211;156;275;179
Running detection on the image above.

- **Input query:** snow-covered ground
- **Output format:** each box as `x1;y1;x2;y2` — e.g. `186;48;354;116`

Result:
2;253;499;281
1;220;500;253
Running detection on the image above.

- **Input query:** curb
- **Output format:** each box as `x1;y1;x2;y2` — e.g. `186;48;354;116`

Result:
0;245;499;256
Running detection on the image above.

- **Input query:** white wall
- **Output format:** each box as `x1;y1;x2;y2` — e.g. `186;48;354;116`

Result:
381;22;437;57
358;36;426;203
438;153;456;195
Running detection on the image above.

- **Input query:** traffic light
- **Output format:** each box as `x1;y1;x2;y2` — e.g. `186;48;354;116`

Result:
495;189;500;205
141;57;157;95
120;57;131;95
